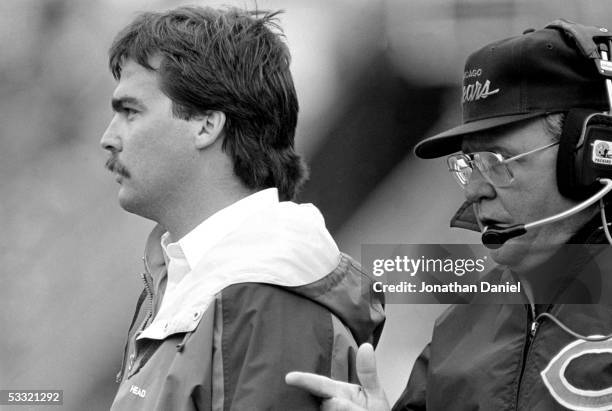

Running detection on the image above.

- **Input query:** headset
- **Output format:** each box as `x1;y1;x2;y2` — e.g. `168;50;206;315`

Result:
482;20;612;249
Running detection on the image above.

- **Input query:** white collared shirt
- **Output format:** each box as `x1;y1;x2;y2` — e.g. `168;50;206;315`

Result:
159;188;280;304
160;235;190;298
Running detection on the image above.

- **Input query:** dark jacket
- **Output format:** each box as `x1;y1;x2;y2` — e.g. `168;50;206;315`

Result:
394;216;612;411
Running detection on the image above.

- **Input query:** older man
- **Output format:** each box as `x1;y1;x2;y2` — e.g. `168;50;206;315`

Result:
287;20;612;411
101;6;384;411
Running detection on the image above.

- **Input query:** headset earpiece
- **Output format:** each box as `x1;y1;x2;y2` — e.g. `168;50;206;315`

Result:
557;108;612;199
557;108;598;199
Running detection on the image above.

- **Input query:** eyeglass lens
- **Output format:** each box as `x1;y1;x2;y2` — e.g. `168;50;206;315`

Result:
448;152;513;187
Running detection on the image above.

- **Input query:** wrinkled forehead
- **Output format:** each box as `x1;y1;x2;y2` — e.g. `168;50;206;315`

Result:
460;117;549;155
460;132;516;157
461;132;507;154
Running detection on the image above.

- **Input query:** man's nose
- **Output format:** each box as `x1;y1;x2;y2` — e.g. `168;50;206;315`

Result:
100;116;122;152
464;167;496;204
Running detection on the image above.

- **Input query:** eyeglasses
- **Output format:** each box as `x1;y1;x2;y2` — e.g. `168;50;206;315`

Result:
447;141;559;188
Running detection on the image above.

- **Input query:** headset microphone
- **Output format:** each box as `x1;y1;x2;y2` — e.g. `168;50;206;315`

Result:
481;226;526;250
482;178;612;249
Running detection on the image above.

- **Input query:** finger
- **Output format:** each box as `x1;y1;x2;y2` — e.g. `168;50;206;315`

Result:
286;372;364;400
321;397;368;411
286;372;342;399
356;343;382;393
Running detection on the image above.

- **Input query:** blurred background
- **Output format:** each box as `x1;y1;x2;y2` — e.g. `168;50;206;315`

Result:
2;0;612;409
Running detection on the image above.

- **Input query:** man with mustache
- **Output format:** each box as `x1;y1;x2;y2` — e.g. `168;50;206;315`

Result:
101;6;384;411
287;20;612;410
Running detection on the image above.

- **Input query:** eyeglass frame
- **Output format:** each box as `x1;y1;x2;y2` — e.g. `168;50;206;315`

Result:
446;141;560;188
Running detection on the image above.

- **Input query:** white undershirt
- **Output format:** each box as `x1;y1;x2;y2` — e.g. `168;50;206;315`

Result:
159;188;279;302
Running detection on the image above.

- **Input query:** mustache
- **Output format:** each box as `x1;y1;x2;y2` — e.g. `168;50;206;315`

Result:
105;155;130;178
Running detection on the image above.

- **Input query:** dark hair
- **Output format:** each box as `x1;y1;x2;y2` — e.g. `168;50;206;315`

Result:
109;6;307;200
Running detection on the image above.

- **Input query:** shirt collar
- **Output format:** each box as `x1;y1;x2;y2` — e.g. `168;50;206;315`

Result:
160;231;186;268
162;188;280;270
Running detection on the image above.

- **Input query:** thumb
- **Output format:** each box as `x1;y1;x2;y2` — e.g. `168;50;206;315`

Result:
356;343;382;392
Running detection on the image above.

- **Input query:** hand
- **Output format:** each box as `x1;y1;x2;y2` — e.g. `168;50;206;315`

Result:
285;343;391;411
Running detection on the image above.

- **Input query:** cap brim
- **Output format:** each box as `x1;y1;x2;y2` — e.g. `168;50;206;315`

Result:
414;112;547;159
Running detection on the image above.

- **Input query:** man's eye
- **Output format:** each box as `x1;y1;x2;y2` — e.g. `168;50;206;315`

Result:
122;107;138;117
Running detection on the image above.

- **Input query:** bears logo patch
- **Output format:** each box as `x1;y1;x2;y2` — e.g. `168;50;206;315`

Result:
541;338;612;411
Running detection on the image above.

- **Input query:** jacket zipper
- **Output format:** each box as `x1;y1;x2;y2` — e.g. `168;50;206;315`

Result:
514;304;537;410
116;258;155;382
140;255;155;326
514;304;552;410
128;269;154;374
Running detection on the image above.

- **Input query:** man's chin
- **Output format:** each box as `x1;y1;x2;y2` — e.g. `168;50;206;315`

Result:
117;187;139;214
485;238;530;267
486;236;563;274
117;188;157;221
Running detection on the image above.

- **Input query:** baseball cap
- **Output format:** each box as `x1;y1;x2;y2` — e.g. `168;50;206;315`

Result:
414;23;609;159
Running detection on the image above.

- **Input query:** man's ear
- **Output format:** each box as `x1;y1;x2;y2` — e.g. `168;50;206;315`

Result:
194;111;226;149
